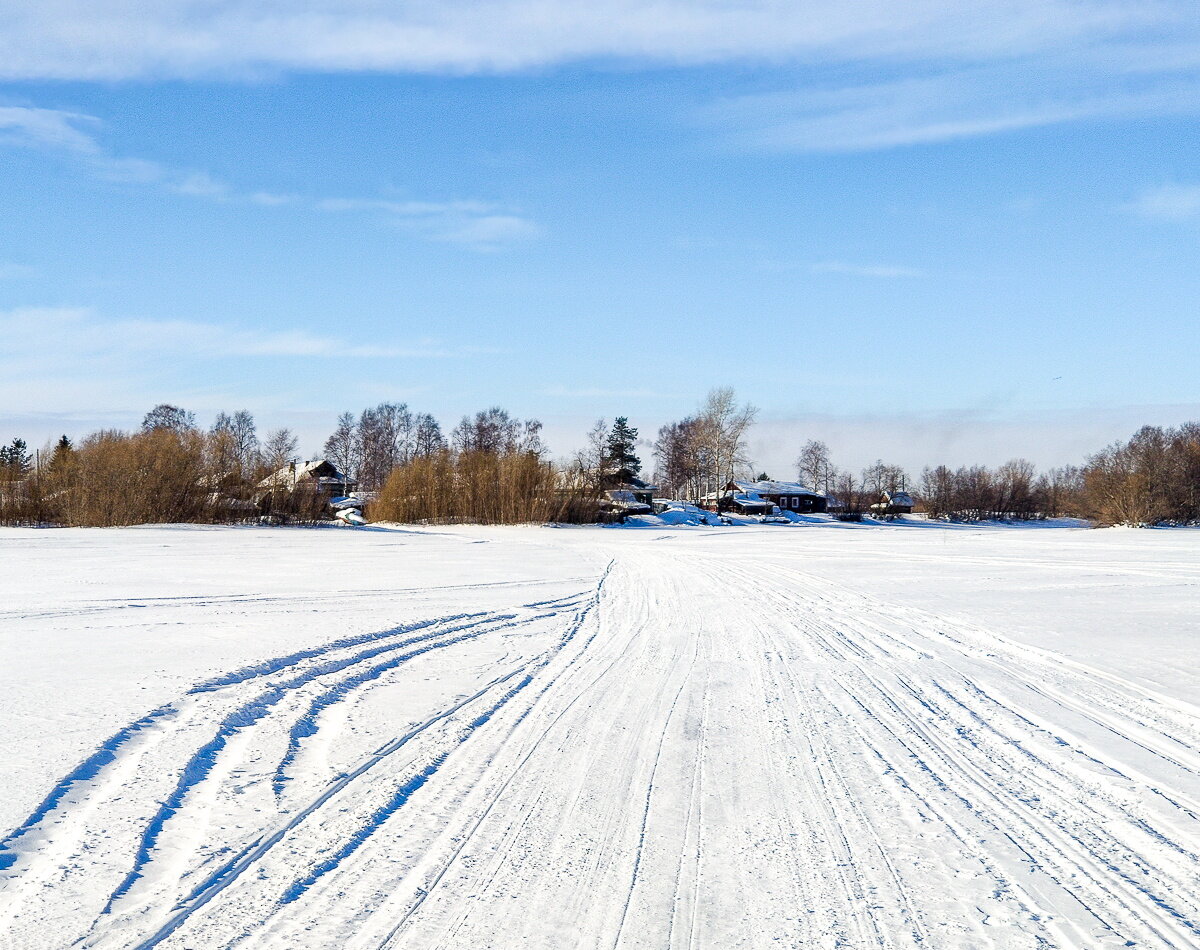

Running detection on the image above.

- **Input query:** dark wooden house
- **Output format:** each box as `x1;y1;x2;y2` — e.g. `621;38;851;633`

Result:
729;480;828;514
871;490;915;516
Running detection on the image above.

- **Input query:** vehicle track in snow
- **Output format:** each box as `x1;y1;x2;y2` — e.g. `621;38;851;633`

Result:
2;533;1198;950
0;589;594;949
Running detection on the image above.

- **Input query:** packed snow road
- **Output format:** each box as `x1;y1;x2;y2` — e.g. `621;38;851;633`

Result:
1;524;1198;949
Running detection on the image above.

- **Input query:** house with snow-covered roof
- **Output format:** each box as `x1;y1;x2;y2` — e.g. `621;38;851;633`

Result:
699;480;827;515
599;468;657;508
256;460;356;505
871;490;915;515
729;480;828;514
699;487;773;515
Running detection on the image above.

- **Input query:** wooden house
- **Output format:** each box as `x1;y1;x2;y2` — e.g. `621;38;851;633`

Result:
871;490;915;516
600;469;657;518
729;480;828;514
256;460;357;510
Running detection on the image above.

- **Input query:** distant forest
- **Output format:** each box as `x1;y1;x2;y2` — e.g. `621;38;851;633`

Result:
1;389;1197;527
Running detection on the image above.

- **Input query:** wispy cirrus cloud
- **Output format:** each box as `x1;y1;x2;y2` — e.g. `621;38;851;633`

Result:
0;307;507;426
702;57;1200;153
0;307;487;364
0;105;539;249
317;198;540;250
1128;183;1200;219
0;1;1184;81
1;4;1199;154
0;262;36;280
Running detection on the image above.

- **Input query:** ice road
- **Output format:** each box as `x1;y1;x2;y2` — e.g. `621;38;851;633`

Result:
0;523;1198;949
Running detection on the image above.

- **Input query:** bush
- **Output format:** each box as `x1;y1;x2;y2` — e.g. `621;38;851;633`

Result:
373;449;596;525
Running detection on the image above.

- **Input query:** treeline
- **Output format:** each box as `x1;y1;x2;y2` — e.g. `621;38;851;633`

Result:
2;393;1198;528
0;405;312;526
919;461;1083;521
0;400;635;527
789;422;1200;525
1082;423;1200;525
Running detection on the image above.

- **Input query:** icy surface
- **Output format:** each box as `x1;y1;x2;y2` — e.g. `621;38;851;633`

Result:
0;523;1198;949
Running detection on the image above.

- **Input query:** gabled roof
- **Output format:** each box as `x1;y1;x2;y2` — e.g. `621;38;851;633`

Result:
602;469;658;493
884;491;914;507
730;479;824;498
604;489;652;510
258;459;350;490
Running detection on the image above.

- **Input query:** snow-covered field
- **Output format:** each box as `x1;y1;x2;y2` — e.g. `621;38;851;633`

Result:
1;522;1198;949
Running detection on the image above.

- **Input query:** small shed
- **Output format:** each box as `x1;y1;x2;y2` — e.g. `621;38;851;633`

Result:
871;491;915;516
700;488;775;515
600;469;657;508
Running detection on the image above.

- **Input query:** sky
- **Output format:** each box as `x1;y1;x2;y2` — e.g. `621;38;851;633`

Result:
1;0;1199;478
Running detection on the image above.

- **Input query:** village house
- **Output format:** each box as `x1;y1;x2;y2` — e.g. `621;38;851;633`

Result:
600;469;657;518
701;479;828;515
256;460;357;511
871;490;915;516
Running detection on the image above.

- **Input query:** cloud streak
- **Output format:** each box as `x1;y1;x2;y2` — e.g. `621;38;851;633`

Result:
1128;183;1200;220
702;56;1200;152
1;5;1199;154
0;1;1185;80
0;307;485;363
317;198;540;250
0;106;539;248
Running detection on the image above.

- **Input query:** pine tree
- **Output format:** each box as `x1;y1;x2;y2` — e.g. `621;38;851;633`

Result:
0;438;31;479
605;417;641;477
48;435;74;474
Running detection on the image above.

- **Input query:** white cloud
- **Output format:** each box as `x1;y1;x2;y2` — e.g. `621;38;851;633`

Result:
0;4;1196;154
703;60;1200;152
172;170;231;199
0;1;1184;80
1128;183;1200;219
0;262;35;279
0;105;99;152
316;197;537;247
0;106;539;249
436;214;540;250
0;307;479;367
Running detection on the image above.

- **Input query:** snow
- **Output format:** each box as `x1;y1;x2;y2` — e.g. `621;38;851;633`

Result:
1;522;1198;948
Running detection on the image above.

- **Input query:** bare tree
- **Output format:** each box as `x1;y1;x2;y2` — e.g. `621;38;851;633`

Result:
861;459;908;499
141;404;196;433
697;387;758;495
261;428;299;471
210;410;259;480
412;413;445;457
323;412;359;482
357;403;415;490
653;417;708;501
796;439;836;492
451;407;542;455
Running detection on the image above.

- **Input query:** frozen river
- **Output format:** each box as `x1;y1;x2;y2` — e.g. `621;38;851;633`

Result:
1;522;1197;948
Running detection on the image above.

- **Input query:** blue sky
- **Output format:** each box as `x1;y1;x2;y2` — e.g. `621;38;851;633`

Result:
2;1;1199;476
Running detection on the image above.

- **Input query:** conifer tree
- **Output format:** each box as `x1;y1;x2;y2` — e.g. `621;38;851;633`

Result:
605;417;641;477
